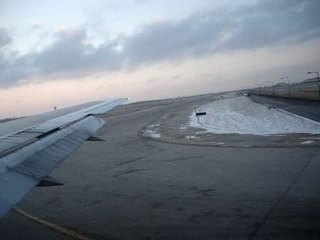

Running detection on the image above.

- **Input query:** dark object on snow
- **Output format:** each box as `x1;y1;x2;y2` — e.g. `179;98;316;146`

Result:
196;112;206;116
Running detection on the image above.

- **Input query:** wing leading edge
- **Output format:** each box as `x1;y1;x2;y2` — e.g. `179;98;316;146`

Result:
0;98;127;217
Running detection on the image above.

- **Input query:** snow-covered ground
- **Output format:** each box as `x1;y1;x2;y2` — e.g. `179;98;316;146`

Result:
141;123;161;138
189;96;320;135
143;129;161;138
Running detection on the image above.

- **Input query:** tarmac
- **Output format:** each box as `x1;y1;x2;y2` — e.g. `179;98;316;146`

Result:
1;93;320;239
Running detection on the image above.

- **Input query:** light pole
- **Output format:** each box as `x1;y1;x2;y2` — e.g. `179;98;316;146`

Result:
254;84;259;95
307;71;320;99
267;81;275;96
255;84;263;95
280;77;290;98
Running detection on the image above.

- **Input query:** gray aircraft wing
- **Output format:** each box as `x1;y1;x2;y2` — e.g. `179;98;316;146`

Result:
0;98;127;217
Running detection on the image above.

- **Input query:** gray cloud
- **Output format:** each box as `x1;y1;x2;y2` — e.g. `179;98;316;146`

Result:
122;13;226;67
223;0;320;50
124;0;320;65
0;28;12;47
0;29;123;87
32;29;122;74
1;0;320;87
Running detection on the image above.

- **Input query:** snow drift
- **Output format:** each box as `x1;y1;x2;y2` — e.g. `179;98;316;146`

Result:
189;96;320;135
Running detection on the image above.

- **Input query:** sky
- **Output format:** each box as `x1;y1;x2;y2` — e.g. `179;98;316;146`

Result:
1;0;320;117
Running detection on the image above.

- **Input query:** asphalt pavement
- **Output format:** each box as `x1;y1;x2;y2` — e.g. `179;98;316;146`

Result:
249;95;320;123
1;94;319;239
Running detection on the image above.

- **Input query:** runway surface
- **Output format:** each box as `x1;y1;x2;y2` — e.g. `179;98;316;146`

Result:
1;93;320;239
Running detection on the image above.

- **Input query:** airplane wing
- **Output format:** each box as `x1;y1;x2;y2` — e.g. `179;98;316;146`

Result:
0;98;127;217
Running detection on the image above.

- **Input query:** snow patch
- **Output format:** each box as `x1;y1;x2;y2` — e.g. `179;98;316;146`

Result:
185;135;200;140
149;123;160;128
143;129;161;138
301;140;315;145
195;131;208;135
142;122;161;139
211;142;224;145
189;96;320;135
180;124;188;131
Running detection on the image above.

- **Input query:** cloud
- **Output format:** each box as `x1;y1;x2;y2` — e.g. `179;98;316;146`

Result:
0;28;123;87
32;28;122;74
122;14;225;67
223;0;320;50
30;23;42;30
0;28;12;47
124;0;320;65
1;0;320;87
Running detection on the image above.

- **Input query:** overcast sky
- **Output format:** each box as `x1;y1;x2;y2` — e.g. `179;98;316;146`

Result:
1;0;320;117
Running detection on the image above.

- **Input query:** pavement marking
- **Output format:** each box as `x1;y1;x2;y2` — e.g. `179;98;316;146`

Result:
248;149;319;239
13;207;93;240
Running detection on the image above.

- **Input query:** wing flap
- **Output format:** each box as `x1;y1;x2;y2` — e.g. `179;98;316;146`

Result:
0;170;37;217
0;115;104;216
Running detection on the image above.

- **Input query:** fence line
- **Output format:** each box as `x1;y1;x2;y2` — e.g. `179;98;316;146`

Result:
249;78;320;101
